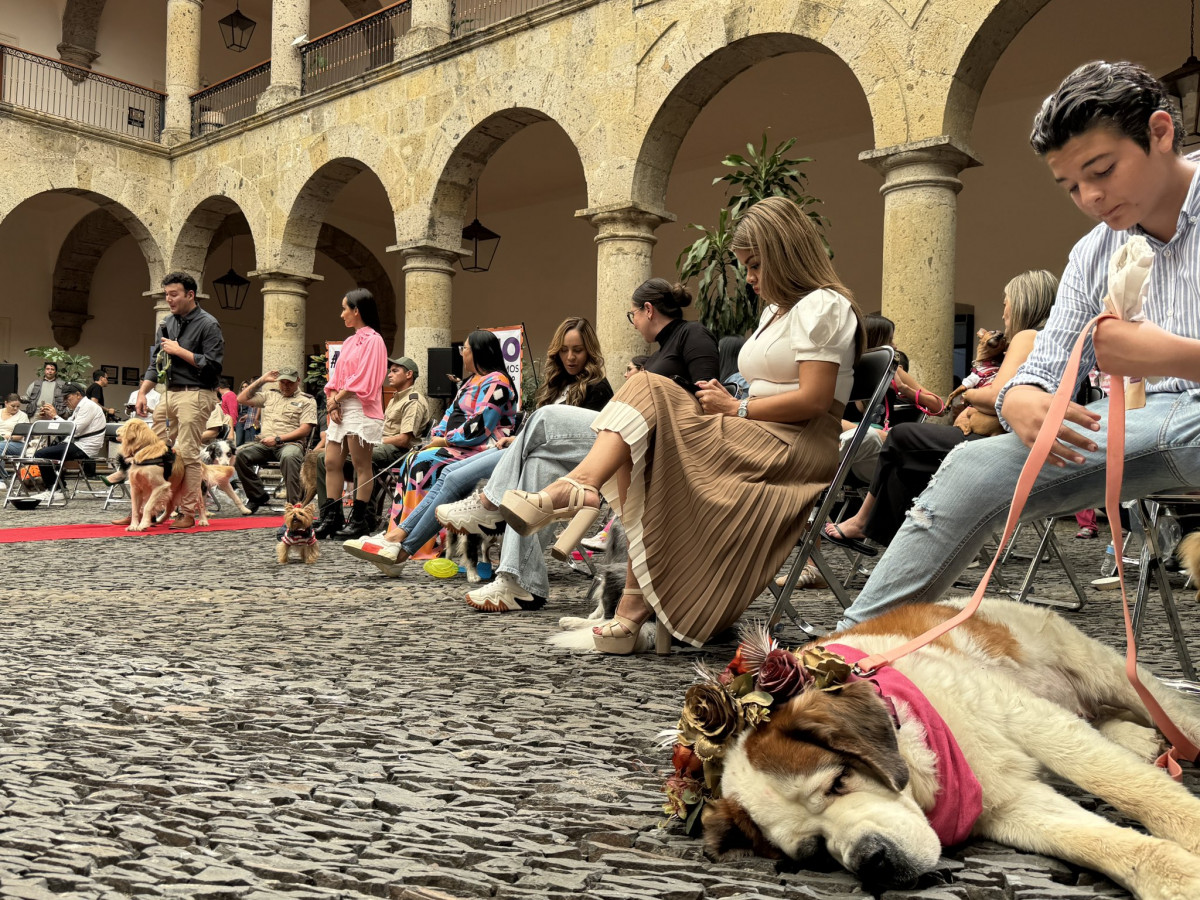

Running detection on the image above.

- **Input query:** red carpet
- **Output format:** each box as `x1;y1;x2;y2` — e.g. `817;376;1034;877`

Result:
0;515;285;543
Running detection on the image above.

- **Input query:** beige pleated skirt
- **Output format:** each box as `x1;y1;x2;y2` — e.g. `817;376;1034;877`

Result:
591;371;841;647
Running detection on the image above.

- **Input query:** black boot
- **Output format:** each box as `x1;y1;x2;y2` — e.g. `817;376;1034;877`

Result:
313;499;345;539
336;499;372;539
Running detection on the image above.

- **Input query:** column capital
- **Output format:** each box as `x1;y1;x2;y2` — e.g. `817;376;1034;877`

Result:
389;242;466;273
859;136;981;197
576;202;675;236
249;270;323;290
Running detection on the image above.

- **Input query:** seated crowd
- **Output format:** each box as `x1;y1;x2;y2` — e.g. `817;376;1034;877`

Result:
9;60;1199;660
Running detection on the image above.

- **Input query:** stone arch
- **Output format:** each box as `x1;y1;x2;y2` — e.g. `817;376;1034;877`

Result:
0;188;165;291
415;107;584;250
206;213;398;352
171;194;261;283
941;0;1054;139
630;32;877;212
50;208;127;349
277;154;400;274
59;0;107;69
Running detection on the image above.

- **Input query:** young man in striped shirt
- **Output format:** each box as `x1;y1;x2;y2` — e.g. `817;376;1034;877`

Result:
836;60;1200;631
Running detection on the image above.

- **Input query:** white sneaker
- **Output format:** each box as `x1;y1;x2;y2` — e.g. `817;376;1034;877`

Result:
343;534;402;574
580;530;609;552
436;493;504;535
464;573;545;613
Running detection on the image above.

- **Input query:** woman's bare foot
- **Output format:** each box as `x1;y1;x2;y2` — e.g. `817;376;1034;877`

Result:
540;478;601;512
594;590;651;637
824;518;866;542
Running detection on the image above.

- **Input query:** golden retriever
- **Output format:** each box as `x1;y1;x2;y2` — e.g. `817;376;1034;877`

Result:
117;419;198;531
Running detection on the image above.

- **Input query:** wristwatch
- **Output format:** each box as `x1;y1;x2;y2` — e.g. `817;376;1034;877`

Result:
737;398;751;419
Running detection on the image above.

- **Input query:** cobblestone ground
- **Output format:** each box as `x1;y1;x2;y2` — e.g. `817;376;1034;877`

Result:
0;492;1197;900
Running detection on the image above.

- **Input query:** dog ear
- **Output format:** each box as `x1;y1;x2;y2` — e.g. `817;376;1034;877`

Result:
779;680;909;792
702;796;784;860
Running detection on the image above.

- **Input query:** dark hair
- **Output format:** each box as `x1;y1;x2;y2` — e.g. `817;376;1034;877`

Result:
894;349;910;371
5;393;19;404
864;314;895;349
631;278;692;320
465;330;509;383
92;369;105;381
1030;61;1183;156
162;272;198;296
344;288;381;331
43;361;57;373
630;356;648;369
717;335;746;384
219;376;234;390
63;382;85;396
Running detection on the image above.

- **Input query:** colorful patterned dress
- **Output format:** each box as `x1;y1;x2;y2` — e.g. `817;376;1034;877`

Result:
388;371;516;556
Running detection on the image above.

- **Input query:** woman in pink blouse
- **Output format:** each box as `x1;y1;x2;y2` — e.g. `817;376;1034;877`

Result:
317;289;388;539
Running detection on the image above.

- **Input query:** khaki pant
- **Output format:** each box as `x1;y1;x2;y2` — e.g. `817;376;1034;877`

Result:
159;388;217;516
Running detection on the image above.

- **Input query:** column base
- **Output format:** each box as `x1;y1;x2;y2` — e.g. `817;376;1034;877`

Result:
398;26;452;58
256;84;302;114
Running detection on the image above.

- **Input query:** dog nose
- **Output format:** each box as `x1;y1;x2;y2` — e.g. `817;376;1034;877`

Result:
848;835;921;887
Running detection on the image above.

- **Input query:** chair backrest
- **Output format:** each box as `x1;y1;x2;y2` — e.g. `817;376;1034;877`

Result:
26;418;76;444
9;421;32;440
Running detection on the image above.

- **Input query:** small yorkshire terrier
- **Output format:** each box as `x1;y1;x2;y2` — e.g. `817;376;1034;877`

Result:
1177;531;1200;602
278;502;320;565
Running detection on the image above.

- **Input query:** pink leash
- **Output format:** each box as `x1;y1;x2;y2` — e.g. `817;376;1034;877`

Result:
852;312;1199;779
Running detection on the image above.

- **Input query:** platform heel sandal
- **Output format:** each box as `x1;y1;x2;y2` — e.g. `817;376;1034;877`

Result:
549;504;602;562
593;589;666;655
500;476;599;538
655;621;672;656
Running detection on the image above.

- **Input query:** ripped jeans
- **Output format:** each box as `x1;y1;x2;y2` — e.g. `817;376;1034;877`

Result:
836;391;1200;631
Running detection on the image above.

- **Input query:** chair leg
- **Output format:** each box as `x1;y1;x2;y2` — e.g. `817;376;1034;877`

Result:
1130;499;1195;680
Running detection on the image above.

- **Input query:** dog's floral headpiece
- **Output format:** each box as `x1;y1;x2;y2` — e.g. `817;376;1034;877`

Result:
663;624;852;833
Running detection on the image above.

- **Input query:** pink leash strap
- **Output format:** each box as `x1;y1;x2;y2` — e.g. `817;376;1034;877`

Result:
852;312;1198;776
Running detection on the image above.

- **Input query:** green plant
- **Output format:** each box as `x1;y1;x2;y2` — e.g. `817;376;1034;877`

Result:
305;354;328;396
24;346;92;383
676;134;830;338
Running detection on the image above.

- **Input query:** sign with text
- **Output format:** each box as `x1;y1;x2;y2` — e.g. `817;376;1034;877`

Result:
326;342;343;382
486;325;525;409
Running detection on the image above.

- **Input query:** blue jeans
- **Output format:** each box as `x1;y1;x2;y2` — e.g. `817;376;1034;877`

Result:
837;392;1200;630
0;439;22;477
399;448;503;555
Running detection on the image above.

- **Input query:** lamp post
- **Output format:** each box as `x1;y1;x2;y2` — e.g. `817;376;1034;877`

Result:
459;188;501;273
214;238;251;310
219;1;256;52
1162;0;1200;148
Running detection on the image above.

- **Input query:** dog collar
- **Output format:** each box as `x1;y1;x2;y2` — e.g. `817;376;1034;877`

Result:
827;644;983;847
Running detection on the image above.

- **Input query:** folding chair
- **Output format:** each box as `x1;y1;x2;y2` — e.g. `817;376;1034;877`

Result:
1126;493;1196;681
1;421;32;482
993;515;1090;610
68;421;124;500
2;419;78;507
768;346;896;635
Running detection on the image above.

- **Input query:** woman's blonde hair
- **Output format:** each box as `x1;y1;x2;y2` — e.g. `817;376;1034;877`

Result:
730;196;865;358
1004;269;1058;335
533;317;607;409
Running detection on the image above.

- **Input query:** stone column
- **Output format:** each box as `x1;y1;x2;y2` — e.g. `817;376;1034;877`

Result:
398;0;452;56
576;203;674;384
860;136;979;398
257;0;310;112
392;244;460;383
162;0;204;146
249;271;323;376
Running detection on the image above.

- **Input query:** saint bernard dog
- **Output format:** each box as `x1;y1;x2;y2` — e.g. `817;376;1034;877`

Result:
703;598;1200;900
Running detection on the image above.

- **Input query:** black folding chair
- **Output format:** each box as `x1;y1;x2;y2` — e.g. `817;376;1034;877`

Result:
2;419;78;507
768;347;896;635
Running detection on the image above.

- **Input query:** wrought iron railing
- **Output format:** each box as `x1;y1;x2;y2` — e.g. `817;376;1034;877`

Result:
451;0;556;36
301;1;411;95
189;60;270;138
0;43;165;141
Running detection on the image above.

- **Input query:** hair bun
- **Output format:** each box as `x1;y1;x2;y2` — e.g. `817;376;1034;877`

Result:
670;282;693;308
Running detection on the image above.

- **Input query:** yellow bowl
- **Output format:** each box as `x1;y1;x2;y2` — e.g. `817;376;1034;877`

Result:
423;558;459;579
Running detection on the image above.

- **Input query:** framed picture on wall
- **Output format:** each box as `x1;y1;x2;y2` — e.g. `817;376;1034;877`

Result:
122;366;142;386
101;365;119;382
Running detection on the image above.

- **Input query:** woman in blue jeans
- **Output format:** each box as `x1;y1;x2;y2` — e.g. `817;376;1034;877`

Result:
342;317;612;579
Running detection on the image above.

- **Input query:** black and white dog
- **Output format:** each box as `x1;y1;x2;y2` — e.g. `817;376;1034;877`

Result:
445;526;501;584
552;520;660;652
199;439;251;515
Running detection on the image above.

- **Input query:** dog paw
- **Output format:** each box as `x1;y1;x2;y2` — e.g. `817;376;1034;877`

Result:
466;572;481;584
1096;719;1164;762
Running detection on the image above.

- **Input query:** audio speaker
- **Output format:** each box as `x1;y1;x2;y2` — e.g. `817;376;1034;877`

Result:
0;363;16;399
426;347;463;399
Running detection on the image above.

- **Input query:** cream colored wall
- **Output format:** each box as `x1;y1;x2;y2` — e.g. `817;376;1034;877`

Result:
0;0;64;53
91;0;166;87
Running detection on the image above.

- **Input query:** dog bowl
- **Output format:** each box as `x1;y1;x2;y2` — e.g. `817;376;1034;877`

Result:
10;497;42;510
1091;576;1122;591
423;558;460;579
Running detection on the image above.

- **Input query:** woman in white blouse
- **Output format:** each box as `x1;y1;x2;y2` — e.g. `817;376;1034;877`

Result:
1;393;29;479
498;197;865;653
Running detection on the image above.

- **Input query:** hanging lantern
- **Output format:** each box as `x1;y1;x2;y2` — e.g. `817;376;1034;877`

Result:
1162;0;1200;147
219;2;256;52
214;237;251;310
459;187;501;273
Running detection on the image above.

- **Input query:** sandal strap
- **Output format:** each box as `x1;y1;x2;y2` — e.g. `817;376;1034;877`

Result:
559;476;598;507
596;614;640;639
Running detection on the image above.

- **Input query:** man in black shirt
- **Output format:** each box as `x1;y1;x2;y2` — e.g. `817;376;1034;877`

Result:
86;369;116;419
121;272;225;530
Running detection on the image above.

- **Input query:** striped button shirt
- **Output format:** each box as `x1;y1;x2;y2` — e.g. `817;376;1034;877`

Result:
998;153;1200;423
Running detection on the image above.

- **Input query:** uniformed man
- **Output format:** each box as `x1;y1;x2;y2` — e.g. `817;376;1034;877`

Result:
234;367;318;512
314;355;430;535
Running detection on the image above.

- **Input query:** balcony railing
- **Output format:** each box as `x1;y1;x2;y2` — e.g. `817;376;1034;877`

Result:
451;0;557;36
301;1;412;95
0;43;165;141
189;60;270;138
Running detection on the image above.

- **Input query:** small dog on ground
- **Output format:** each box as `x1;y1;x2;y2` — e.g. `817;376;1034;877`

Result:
200;439;251;515
278;502;319;564
118;419;197;531
445;527;501;583
552;520;661;652
1177;530;1200;601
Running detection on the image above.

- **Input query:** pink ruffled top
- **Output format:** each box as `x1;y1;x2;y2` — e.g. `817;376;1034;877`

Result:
325;326;387;420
